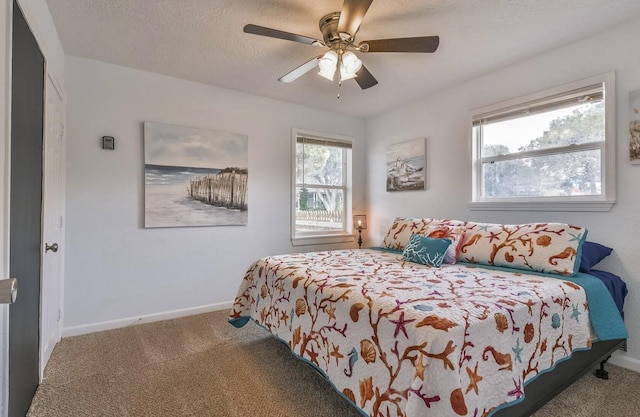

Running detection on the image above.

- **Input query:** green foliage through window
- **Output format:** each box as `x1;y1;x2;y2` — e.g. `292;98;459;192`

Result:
294;134;351;237
475;84;606;200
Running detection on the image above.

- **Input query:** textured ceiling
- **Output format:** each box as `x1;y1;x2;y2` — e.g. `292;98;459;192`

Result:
46;0;640;118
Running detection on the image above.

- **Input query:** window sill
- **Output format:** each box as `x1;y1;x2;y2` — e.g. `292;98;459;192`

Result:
468;200;615;212
291;233;355;247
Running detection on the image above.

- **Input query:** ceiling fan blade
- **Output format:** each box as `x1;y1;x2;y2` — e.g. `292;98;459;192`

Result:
278;56;321;83
361;36;440;53
337;0;374;39
243;24;323;46
355;64;378;90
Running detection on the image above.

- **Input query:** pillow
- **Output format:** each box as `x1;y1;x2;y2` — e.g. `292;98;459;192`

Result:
424;225;465;264
458;222;588;276
579;241;613;272
402;234;452;267
382;217;467;250
382;217;437;250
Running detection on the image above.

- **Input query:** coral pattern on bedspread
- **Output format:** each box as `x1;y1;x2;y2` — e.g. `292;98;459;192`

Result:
229;249;592;417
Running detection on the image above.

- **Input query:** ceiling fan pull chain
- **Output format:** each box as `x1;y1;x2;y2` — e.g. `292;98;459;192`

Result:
338;54;344;99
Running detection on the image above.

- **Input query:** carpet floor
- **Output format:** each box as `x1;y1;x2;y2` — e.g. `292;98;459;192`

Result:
27;310;639;417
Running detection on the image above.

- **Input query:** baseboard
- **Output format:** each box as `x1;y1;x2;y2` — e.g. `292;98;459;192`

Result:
61;301;234;338
609;351;640;373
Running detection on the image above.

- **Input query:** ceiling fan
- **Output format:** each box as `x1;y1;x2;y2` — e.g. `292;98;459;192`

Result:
243;0;440;90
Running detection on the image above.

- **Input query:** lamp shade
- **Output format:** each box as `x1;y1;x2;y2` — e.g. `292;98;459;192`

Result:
318;50;338;81
354;215;367;230
339;51;362;81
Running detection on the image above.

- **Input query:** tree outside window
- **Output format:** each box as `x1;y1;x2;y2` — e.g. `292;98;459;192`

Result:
293;132;352;241
472;74;615;211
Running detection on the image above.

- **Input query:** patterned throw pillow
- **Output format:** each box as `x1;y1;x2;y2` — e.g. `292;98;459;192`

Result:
424;225;465;264
402;234;452;267
382;217;466;250
382;217;437;250
458;222;587;276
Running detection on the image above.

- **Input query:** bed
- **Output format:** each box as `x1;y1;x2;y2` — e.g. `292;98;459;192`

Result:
229;218;627;417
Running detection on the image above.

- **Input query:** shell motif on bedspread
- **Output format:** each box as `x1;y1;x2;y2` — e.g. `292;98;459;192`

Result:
229;249;591;417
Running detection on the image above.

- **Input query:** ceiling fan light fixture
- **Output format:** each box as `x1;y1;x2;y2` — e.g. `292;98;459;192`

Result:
318;50;338;81
339;51;362;81
339;64;357;81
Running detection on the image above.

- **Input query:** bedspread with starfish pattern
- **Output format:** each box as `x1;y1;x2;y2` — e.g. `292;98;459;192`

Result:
229;249;592;417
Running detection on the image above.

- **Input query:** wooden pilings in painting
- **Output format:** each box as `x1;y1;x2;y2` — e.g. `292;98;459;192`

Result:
188;169;248;210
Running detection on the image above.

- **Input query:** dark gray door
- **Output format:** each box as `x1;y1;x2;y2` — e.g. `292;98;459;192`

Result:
9;1;45;416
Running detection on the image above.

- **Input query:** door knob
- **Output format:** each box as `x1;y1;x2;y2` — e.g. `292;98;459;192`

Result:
0;278;17;304
45;243;59;253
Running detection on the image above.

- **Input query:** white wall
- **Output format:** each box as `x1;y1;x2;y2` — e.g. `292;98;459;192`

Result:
63;56;366;334
365;18;640;369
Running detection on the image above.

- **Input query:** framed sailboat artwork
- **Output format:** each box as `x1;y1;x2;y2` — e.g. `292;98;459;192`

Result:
386;138;426;192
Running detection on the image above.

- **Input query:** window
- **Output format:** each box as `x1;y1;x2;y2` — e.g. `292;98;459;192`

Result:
292;129;353;245
471;73;615;211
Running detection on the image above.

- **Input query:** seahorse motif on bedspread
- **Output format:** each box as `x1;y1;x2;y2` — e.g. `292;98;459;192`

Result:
482;346;513;371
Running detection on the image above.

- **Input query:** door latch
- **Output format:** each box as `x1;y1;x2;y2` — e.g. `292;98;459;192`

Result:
0;278;17;304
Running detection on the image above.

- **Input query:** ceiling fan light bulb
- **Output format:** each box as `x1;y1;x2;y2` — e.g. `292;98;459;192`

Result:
318;67;336;81
318;50;338;81
319;50;338;67
339;51;362;81
339;64;357;81
342;51;362;72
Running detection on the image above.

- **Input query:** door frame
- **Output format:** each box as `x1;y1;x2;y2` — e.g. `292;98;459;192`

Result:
0;0;14;415
0;1;65;415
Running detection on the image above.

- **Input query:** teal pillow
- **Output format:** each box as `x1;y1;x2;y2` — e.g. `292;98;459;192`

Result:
402;234;452;267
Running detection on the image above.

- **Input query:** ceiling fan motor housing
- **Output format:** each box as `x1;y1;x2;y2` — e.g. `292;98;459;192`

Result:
320;12;348;45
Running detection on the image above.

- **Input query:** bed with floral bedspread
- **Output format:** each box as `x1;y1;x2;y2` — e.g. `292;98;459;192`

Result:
228;247;625;417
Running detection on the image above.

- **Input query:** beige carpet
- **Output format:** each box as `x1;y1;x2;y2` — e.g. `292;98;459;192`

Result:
27;310;639;417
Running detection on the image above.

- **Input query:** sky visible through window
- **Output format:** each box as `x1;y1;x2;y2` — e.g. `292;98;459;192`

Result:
483;107;576;153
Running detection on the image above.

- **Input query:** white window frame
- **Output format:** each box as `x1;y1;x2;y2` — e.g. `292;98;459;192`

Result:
291;128;354;246
470;72;616;212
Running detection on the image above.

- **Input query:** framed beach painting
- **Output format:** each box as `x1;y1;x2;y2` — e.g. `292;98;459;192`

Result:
630;89;640;164
386;138;426;191
143;122;248;228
